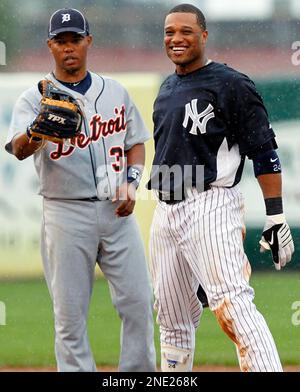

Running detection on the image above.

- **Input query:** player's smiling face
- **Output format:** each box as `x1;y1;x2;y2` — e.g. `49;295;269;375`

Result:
164;12;208;75
48;32;92;76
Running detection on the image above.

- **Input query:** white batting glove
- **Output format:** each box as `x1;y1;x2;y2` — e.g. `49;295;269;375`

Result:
259;214;294;271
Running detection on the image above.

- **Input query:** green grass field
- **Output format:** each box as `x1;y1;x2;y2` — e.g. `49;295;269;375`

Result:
0;273;299;368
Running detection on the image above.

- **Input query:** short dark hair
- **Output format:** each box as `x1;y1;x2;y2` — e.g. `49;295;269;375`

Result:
167;3;206;30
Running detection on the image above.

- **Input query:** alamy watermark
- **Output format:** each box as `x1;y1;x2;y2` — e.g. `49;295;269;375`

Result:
0;41;6;65
291;301;300;326
291;41;300;66
0;301;6;325
95;162;205;201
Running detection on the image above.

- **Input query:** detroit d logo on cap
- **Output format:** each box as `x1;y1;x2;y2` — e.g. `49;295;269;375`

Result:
62;14;71;23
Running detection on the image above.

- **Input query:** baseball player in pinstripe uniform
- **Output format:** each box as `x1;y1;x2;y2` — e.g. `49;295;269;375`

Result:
5;8;156;372
147;4;294;372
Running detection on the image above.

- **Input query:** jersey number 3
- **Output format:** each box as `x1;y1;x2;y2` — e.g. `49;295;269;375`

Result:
109;146;124;173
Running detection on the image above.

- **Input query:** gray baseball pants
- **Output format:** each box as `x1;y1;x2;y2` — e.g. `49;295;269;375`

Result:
41;198;156;372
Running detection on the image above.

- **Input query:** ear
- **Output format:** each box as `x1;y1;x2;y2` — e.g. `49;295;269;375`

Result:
202;30;208;45
86;35;93;48
47;39;53;53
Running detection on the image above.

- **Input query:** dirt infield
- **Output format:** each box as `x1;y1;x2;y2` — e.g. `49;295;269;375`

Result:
1;365;299;372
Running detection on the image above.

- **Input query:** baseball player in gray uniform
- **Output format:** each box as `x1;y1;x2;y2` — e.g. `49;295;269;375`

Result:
5;8;156;372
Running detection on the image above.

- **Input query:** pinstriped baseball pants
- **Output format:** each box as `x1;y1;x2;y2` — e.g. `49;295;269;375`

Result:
149;186;283;372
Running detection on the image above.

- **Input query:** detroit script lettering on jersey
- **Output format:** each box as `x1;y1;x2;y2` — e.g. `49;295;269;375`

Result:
50;105;126;160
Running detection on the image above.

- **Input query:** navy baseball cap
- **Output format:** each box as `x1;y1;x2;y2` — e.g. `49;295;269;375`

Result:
48;8;90;39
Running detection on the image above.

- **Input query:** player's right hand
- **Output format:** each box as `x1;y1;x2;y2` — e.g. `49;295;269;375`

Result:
112;182;136;217
259;214;294;271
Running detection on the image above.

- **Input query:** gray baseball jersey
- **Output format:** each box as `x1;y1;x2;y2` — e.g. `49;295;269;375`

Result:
6;72;149;199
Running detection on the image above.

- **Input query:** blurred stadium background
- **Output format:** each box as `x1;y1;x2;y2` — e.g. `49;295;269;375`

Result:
0;0;299;369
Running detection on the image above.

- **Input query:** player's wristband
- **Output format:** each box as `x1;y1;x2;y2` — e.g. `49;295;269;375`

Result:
26;127;42;142
264;197;283;216
127;166;142;189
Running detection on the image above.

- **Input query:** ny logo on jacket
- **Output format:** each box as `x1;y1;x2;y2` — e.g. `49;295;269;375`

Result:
183;99;215;135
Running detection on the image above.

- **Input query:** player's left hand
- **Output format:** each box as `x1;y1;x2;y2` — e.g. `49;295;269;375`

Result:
259;214;294;271
112;182;136;217
27;80;83;143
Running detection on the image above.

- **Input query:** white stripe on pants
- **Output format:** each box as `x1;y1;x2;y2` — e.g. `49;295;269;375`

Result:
149;186;282;372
